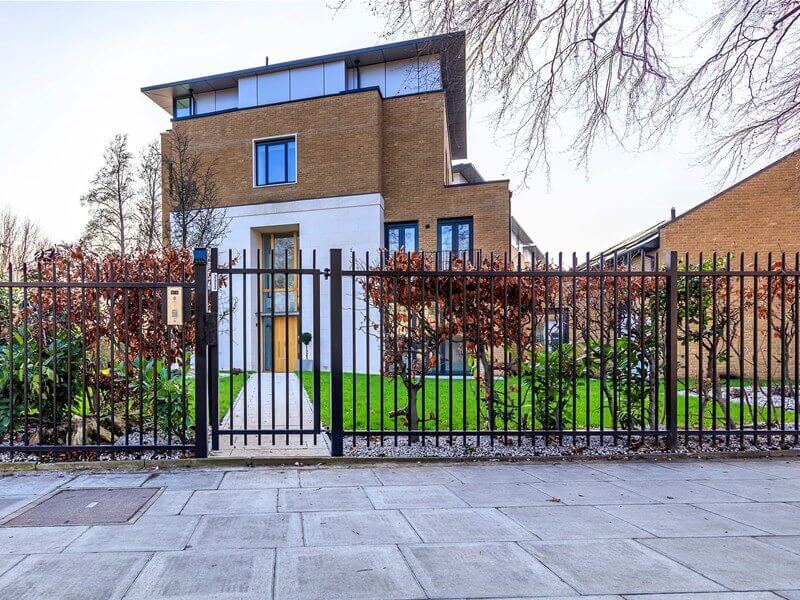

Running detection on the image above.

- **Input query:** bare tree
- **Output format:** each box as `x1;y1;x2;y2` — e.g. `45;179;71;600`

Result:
80;134;135;254
133;140;162;250
163;129;230;249
0;206;50;271
344;0;800;180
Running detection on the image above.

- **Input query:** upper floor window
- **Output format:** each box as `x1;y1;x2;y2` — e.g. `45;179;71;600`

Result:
255;137;297;186
174;96;193;118
438;217;472;267
385;221;418;254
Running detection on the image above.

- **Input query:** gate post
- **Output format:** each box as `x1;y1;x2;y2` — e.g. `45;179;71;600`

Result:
193;248;209;459
208;248;220;452
329;249;344;456
665;251;679;451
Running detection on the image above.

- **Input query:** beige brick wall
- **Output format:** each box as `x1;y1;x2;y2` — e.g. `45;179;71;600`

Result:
162;88;510;255
381;92;510;255
659;150;800;261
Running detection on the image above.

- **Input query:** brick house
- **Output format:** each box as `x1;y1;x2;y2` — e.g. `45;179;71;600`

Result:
596;149;800;265
142;32;536;372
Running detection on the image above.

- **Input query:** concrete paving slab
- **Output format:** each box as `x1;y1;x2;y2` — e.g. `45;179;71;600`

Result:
63;473;151;488
66;515;198;552
278;486;373;512
182;489;277;515
446;482;554;507
0;496;35;519
659;460;775;480
777;592;800;599
694;502;800;535
624;593;783;599
187;513;302;549
144;470;223;490
530;481;655;505
501;505;651;540
143;490;192;516
699;478;800;502
758;535;800;556
516;463;619;482
275;545;423;600
588;462;690;480
302;510;420;546
599;503;765;537
220;468;300;489
372;466;461;486
299;468;381;488
0;551;148;599
365;484;467;509
124;549;274;599
0;473;72;495
400;541;573;598
640;536;800;590
521;539;723;595
444;464;541;484
0;525;88;553
0;555;22;578
612;480;745;503
402;507;535;542
726;459;800;478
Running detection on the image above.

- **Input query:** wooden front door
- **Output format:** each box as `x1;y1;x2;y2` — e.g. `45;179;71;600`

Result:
271;315;298;372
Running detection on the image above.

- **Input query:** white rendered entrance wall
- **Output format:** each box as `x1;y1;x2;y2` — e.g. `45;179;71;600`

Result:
209;193;383;374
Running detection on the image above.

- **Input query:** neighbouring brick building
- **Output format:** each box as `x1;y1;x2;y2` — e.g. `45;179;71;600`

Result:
142;32;536;372
596;149;800;265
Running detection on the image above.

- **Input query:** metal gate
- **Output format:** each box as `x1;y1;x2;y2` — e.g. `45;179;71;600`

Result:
205;247;324;451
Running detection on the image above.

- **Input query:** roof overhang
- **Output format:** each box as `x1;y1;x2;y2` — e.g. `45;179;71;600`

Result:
141;31;468;158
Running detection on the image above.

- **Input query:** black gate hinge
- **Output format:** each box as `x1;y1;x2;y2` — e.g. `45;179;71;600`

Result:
323;268;331;280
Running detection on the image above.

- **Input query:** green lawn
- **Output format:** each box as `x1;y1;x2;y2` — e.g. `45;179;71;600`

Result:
301;371;796;434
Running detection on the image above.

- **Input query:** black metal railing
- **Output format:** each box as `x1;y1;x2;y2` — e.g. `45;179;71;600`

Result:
0;250;206;457
329;249;800;454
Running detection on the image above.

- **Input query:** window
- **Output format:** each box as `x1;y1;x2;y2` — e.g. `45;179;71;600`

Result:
438;217;472;267
384;222;418;254
255;137;297;186
174;96;193;118
261;232;298;313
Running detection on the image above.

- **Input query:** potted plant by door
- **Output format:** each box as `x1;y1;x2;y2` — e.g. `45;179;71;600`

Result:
300;332;313;370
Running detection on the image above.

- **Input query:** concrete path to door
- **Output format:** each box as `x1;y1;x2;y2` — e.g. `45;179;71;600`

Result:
214;373;328;458
1;458;800;598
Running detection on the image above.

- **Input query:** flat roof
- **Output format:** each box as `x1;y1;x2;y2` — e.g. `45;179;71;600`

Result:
141;32;468;158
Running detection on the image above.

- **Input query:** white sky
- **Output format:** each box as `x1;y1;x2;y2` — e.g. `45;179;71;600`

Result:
0;1;776;256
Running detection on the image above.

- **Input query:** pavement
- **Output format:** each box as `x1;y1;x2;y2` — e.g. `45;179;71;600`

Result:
0;458;799;598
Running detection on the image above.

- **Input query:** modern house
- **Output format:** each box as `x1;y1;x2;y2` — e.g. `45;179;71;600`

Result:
142;32;535;372
592;148;800;267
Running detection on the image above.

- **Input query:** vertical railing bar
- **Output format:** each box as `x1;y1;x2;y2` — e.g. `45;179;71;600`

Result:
7;263;14;448
725;253;732;446
421;251;427;446
753;252;759;444
684;253;690;443
556;252;563;444
739;253;746;448
163;262;171;445
228;249;235;446
256;248;263;445
571;253;577;445
193;249;208;458
284;247;290;446
242;248;248;446
543;253;550;446
136;262;143;445
269;247;275;445
517;253;523;443
312;250;321;445
665;251;679;451
329;248;344;456
210;248;220;452
697;252;705;447
780;252;787;442
766;251;774;444
349;250;356;445
378;250;385;447
711;252;718;442
598;253;604;446
23;263;31;447
364;250;370;446
613;250;620;443
639;250;646;436
794;252;799;445
122;261;130;447
503;251;510;444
